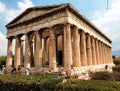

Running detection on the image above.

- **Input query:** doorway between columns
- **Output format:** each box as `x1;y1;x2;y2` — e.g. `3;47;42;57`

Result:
57;35;63;66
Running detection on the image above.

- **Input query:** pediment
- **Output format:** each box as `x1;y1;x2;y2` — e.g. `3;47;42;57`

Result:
14;9;47;24
6;4;66;27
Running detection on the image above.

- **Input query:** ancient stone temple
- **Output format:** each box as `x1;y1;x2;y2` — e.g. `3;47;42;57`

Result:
5;3;113;73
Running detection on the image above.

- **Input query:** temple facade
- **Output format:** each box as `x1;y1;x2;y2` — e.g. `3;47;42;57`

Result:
5;4;113;72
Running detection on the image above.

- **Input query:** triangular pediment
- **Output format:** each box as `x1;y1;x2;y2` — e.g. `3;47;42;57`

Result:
6;4;67;27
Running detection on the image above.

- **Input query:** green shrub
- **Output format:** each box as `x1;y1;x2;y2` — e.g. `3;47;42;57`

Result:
112;65;120;72
0;56;6;66
0;74;61;91
56;80;120;91
0;74;120;91
113;72;120;81
90;71;114;81
113;60;120;65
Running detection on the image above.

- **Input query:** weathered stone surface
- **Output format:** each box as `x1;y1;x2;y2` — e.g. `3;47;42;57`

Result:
5;4;113;75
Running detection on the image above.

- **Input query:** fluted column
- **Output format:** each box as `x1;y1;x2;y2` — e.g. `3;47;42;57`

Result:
102;43;105;64
107;45;109;63
106;45;109;63
43;38;47;65
72;26;81;67
63;23;73;68
91;37;96;65
98;41;102;64
80;30;87;66
95;39;99;64
24;34;31;68
104;44;107;63
49;28;57;71
86;34;92;65
20;41;24;67
6;38;13;68
101;43;104;64
109;47;113;63
14;36;21;67
34;31;42;69
107;46;113;63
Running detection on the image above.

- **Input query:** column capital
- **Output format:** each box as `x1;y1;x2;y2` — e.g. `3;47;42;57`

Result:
71;25;78;29
64;23;71;27
85;33;90;37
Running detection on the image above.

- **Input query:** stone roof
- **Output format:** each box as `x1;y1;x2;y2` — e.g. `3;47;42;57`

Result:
6;3;112;43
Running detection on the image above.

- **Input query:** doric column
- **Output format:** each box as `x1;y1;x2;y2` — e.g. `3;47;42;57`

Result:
107;46;110;63
86;34;92;66
109;47;113;63
95;39;99;64
49;28;57;71
63;23;73;68
14;36;21;67
6;38;13;68
34;31;42;69
101;43;104;64
98;41;102;64
104;44;107;63
20;41;24;67
91;37;96;65
102;43;105;64
80;30;87;66
106;45;109;63
24;34;31;68
72;26;81;67
43;38;47;65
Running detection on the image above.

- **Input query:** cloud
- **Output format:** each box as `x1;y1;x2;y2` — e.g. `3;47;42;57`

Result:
0;2;6;13
18;0;34;11
92;0;120;51
0;0;34;23
0;0;34;55
6;0;34;22
0;32;7;55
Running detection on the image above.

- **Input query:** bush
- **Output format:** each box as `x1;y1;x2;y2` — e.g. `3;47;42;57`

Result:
0;56;6;67
90;71;114;81
0;74;61;91
0;74;120;91
114;72;120;81
56;80;120;91
112;65;120;72
113;60;120;65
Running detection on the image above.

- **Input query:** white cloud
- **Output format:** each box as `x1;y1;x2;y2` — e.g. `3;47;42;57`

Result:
1;0;34;23
92;0;120;51
6;9;19;23
0;32;7;55
0;2;6;13
18;0;34;11
0;0;34;55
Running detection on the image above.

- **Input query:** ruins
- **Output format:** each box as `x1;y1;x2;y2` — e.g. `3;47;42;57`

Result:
5;3;113;74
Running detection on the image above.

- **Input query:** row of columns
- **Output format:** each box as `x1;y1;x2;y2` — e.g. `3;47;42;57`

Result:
6;23;113;71
65;24;113;68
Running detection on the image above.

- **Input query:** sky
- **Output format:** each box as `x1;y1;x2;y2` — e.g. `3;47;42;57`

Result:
0;0;120;56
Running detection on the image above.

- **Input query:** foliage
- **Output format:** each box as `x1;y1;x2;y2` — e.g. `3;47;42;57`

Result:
90;71;114;81
113;72;120;81
113;60;120;65
112;65;120;72
0;74;61;91
0;56;6;67
0;74;120;91
56;80;120;91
